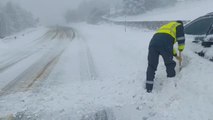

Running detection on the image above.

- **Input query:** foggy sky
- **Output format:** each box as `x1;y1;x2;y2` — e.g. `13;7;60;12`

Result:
9;0;83;25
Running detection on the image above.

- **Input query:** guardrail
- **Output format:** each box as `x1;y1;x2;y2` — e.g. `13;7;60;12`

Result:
106;19;189;30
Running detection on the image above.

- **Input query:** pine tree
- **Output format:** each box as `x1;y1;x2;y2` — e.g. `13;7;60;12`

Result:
144;0;178;10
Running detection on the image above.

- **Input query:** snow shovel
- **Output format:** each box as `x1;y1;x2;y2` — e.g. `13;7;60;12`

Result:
179;52;182;72
175;52;182;87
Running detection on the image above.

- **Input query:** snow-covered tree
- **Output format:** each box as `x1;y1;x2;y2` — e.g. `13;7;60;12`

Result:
122;0;146;15
0;12;8;38
64;0;178;22
120;0;178;15
144;0;178;10
0;2;36;37
64;0;110;24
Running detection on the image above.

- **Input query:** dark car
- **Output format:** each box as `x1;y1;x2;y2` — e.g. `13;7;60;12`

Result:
184;12;213;61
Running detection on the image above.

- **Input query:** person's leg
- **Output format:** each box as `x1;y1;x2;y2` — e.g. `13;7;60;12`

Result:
146;47;160;92
160;48;176;77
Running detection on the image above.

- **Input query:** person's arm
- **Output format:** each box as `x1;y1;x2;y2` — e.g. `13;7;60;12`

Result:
176;25;185;52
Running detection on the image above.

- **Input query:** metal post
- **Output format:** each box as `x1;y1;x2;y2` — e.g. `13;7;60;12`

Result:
125;15;126;32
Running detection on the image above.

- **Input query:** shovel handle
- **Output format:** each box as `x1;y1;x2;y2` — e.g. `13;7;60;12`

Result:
179;52;182;71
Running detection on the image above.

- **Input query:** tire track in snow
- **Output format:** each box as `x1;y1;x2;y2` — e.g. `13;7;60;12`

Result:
0;52;62;95
77;33;98;81
0;30;59;72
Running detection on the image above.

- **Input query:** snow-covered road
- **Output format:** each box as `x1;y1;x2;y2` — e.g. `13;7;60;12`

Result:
0;27;74;96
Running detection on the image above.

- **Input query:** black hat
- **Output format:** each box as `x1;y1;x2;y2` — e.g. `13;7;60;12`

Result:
176;20;183;25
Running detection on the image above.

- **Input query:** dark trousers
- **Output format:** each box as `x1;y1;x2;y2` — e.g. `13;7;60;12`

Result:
146;33;176;91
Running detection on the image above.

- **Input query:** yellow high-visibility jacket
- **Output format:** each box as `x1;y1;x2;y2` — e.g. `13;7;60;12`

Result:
156;22;185;56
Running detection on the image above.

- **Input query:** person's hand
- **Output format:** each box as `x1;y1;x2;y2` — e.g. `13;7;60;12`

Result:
175;56;182;62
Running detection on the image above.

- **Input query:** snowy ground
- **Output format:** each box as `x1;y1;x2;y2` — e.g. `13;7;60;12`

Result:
0;22;212;120
0;0;213;120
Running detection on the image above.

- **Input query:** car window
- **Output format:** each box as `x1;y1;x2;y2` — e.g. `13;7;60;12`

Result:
184;17;213;35
207;24;213;35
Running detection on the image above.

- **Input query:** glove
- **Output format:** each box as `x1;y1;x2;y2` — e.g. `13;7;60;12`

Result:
178;49;184;52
